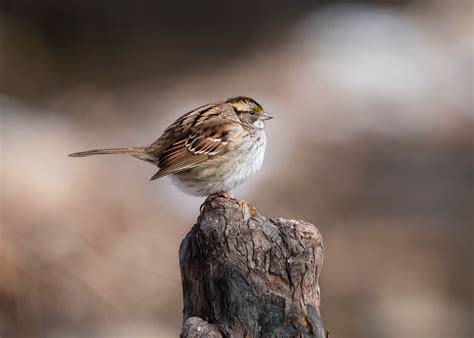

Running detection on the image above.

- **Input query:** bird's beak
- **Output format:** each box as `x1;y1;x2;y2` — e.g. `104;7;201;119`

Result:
260;111;274;121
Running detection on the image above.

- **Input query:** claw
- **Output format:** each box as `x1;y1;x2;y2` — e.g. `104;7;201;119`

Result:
238;199;257;216
201;191;233;212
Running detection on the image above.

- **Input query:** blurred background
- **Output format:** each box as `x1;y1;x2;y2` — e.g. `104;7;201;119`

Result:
1;0;472;337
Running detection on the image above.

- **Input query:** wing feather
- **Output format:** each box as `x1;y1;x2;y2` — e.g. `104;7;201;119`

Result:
150;118;231;180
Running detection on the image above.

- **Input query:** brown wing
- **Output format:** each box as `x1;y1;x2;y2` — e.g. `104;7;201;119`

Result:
147;103;217;154
149;118;231;180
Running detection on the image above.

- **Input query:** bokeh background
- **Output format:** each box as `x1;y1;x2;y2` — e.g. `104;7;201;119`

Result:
1;0;472;337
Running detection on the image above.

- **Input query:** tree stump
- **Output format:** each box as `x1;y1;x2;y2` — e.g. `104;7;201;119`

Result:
179;194;325;337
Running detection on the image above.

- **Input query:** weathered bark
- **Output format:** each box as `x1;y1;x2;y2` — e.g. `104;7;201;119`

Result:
179;194;325;337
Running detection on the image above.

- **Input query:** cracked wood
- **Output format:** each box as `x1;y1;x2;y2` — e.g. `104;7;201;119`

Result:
179;194;325;337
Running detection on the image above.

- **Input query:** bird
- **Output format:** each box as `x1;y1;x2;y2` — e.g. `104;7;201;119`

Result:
69;96;273;196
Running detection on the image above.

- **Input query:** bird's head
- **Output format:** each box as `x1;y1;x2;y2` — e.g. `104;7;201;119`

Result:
226;96;273;128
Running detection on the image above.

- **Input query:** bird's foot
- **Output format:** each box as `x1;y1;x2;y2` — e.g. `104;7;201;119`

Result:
214;191;236;199
201;191;235;212
238;199;257;215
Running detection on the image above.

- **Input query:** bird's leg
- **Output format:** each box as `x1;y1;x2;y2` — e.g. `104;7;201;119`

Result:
200;191;236;212
200;192;257;217
237;198;257;215
212;191;253;209
217;192;256;214
214;191;235;199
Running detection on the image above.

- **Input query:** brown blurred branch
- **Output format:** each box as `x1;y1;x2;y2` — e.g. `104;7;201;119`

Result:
179;194;326;337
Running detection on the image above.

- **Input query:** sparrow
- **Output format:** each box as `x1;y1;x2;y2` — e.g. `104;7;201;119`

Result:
69;96;273;196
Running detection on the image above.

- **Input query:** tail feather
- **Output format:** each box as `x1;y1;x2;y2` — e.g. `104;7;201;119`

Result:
68;147;147;158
